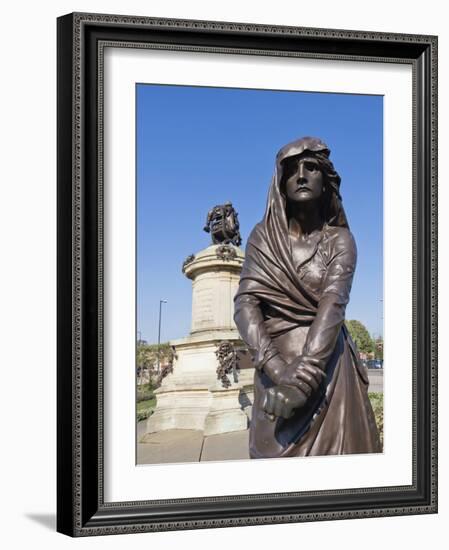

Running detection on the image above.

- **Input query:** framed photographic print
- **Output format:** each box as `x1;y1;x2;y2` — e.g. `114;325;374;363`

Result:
57;12;437;536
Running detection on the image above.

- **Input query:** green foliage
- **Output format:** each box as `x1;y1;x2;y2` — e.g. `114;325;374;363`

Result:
137;342;174;367
136;396;157;422
136;343;174;421
374;336;384;360
136;342;175;385
137;409;153;422
137;396;156;412
137;387;154;402
138;382;157;392
368;392;384;447
345;320;374;355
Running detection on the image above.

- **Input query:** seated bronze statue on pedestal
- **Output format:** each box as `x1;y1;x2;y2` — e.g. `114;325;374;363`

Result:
234;136;381;458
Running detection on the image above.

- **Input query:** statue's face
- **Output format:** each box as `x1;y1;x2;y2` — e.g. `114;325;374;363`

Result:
284;156;324;205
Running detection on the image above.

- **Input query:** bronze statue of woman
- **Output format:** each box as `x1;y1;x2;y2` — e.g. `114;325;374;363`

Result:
234;136;381;458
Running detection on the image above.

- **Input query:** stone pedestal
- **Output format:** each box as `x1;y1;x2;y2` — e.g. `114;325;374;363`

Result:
145;244;254;437
204;385;247;436
187;244;243;333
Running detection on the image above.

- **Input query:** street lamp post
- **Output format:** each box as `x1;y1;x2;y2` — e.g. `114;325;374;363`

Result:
157;300;167;374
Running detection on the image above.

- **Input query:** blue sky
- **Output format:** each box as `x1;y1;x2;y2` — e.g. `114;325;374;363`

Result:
137;84;383;344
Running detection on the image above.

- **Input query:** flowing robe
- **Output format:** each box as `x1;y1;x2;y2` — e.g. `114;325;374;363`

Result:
235;223;381;458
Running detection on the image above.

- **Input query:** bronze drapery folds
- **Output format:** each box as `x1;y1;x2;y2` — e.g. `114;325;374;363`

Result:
234;137;381;458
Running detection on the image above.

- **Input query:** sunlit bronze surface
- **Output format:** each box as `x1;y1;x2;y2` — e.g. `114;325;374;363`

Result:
234;137;381;458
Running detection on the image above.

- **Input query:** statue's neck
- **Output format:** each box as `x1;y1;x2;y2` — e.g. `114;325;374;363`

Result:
287;203;324;238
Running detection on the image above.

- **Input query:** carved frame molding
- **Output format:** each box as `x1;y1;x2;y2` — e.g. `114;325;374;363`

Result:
57;12;437;536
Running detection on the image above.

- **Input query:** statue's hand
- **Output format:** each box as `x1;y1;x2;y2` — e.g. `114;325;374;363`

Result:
263;385;308;420
288;357;326;393
264;355;314;396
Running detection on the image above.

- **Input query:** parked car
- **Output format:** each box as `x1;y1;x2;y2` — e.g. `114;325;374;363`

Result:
367;359;383;369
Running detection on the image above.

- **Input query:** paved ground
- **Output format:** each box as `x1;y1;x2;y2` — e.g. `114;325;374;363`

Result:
368;369;383;393
137;426;249;464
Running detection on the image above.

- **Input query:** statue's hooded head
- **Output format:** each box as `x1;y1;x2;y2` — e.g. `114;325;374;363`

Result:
265;136;349;229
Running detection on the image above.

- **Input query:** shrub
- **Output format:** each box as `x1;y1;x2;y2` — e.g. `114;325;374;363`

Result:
136;396;157;422
137;389;153;402
137;408;153;422
368;392;384;447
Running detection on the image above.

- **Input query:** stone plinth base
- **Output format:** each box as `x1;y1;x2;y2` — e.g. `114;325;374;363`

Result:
144;244;254;439
146;332;253;436
204;386;248;436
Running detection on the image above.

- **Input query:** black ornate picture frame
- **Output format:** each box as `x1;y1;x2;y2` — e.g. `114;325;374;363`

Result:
57;12;437;536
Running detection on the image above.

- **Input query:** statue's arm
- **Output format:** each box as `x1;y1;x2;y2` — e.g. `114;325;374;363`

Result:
203;209;212;232
234;290;313;402
264;229;357;420
300;228;357;371
234;292;280;371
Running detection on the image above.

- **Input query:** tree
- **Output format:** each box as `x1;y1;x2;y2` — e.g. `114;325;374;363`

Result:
136;343;156;386
345;320;374;355
136;342;175;387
